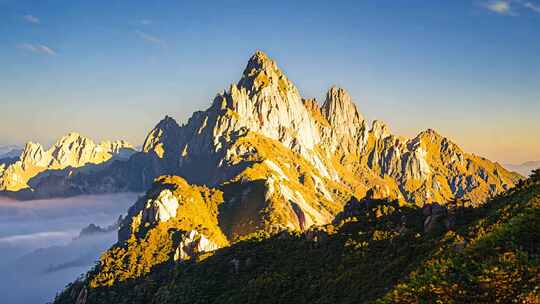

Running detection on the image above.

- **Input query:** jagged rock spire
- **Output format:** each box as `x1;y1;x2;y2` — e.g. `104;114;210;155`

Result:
237;50;297;96
20;141;47;168
322;86;364;129
142;115;182;157
318;86;367;154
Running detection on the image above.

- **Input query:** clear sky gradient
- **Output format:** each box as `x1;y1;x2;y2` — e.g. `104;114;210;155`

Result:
0;0;538;164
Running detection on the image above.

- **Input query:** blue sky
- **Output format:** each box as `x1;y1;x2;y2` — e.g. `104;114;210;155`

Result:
0;0;539;163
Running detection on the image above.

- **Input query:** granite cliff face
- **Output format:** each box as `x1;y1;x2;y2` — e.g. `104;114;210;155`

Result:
0;133;134;192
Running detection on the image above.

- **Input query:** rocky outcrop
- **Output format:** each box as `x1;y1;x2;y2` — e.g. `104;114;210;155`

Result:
355;127;520;204
320;86;368;154
173;230;219;261
422;203;454;233
117;189;180;242
76;215;123;239
118;176;228;245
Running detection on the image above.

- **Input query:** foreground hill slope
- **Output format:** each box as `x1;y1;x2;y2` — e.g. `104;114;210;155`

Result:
53;172;540;304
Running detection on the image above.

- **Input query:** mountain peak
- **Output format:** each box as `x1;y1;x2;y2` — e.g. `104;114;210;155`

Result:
250;50;271;64
20;141;47;167
155;115;179;129
237;50;295;95
55;132;91;147
142;116;182;156
413;128;446;145
370;120;390;139
322;86;363;124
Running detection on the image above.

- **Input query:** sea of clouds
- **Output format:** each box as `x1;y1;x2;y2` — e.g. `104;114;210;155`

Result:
0;193;140;304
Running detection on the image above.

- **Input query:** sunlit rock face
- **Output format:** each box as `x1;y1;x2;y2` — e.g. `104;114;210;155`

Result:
117;188;183;243
319;86;368;155
163;50;335;184
141;189;180;223
173;230;219;261
0;133;134;192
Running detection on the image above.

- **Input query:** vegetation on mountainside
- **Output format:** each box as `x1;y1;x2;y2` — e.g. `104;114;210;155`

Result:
88;176;227;287
53;173;540;304
380;171;540;303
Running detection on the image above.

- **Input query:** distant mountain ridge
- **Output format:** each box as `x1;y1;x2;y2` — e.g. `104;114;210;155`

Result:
0;133;134;193
504;160;540;177
0;145;22;159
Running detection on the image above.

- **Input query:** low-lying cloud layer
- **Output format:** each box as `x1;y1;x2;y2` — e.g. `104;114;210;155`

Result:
0;193;140;304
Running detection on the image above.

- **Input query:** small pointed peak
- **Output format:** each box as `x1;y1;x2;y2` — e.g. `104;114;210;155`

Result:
325;86;352;102
244;50;274;75
425;128;438;135
143;116;182;154
417;128;442;139
327;85;344;94
60;132;89;141
238;50;295;95
371;120;387;129
54;132;91;147
22;141;44;152
156;115;179;129
250;50;270;63
302;98;320;112
371;120;390;139
321;86;363;125
19;141;46;166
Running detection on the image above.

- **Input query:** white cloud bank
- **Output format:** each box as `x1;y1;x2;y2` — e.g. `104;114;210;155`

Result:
0;193;139;304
